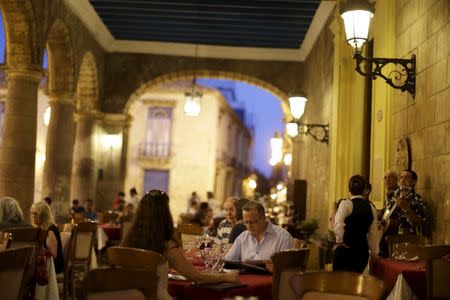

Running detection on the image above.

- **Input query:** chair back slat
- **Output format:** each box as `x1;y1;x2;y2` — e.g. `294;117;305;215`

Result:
271;248;310;300
176;223;202;249
107;246;162;271
0;232;12;251
73;222;97;264
290;271;386;300
0;246;35;300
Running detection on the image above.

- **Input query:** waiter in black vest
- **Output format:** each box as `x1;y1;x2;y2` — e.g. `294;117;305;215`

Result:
333;175;379;273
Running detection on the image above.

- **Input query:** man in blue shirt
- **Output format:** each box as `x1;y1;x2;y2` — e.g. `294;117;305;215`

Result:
224;201;293;262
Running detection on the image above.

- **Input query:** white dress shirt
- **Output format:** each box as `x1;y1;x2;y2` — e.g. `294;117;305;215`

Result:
224;222;293;261
334;196;379;256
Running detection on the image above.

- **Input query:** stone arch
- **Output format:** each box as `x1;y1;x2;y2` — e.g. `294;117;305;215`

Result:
124;70;290;117
76;51;99;111
0;0;40;67
45;18;74;97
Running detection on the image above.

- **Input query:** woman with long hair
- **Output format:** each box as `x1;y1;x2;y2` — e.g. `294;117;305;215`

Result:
0;196;30;230
121;190;238;300
30;201;64;274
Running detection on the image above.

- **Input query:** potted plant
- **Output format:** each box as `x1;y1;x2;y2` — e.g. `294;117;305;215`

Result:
296;218;319;242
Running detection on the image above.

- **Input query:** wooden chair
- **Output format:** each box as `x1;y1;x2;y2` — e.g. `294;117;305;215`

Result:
81;267;159;300
0;246;35;300
290;271;386;300
57;223;79;300
0;231;12;251
292;238;306;249
4;227;46;300
71;222;98;297
176;223;203;249
386;234;428;259
271;248;310;300
419;244;450;300
107;246;163;271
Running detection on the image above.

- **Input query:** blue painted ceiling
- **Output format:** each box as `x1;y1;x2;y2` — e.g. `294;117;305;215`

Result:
90;0;321;49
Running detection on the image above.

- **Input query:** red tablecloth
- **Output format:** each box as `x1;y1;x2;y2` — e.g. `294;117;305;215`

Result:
100;224;121;241
370;257;426;300
168;274;272;300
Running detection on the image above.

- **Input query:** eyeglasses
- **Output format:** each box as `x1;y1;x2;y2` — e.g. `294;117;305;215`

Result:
243;214;264;226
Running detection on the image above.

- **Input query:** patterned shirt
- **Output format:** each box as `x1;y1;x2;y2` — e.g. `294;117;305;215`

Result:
224;222;293;261
386;189;426;234
216;219;233;243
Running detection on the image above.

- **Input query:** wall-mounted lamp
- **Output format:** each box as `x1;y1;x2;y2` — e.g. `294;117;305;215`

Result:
285;96;329;144
340;0;416;98
269;132;283;166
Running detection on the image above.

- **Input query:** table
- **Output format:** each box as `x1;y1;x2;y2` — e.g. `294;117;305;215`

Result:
99;223;121;241
169;273;272;300
370;257;426;300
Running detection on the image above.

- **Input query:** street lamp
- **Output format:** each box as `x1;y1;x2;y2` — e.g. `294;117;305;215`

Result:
340;0;416;98
286;96;329;144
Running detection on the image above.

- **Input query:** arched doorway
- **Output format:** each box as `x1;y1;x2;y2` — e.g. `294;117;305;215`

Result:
123;72;290;219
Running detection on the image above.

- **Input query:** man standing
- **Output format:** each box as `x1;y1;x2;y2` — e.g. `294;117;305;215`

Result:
127;187;140;210
225;201;293;261
217;197;237;243
389;170;426;235
383;170;399;207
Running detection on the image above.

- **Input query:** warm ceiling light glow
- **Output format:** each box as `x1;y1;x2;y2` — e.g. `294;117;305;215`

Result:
184;91;202;117
103;134;121;149
248;179;257;189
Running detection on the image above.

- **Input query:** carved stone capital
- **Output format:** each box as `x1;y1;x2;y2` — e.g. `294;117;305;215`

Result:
6;64;42;82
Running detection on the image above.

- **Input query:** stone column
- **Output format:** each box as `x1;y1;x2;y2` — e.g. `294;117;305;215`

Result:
0;67;41;212
95;113;131;211
42;95;75;216
70;111;98;204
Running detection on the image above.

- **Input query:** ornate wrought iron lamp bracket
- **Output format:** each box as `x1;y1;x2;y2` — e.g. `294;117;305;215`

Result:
353;52;416;98
298;123;329;144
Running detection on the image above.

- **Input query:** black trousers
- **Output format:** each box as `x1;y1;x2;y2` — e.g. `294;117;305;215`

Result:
332;246;369;273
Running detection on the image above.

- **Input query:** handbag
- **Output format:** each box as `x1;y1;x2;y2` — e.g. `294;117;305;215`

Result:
36;233;52;286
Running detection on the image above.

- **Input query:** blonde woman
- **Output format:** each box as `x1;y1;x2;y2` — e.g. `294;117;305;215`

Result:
30;201;64;274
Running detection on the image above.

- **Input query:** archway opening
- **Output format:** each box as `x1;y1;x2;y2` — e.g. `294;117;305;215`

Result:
124;75;291;222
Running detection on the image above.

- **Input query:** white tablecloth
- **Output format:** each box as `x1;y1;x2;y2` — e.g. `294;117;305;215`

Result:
386;274;418;300
96;227;109;251
36;258;59;300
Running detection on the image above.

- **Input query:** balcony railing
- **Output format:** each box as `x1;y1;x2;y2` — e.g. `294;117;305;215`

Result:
139;142;171;158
